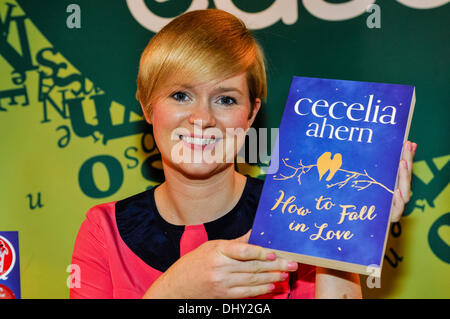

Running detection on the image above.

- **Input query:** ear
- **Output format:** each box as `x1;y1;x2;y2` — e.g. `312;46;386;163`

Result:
140;101;152;125
247;98;261;130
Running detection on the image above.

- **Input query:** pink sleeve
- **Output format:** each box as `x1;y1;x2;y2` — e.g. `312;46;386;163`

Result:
70;205;114;299
289;263;316;299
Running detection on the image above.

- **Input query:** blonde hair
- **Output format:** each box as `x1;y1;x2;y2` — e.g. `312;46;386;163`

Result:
136;9;267;118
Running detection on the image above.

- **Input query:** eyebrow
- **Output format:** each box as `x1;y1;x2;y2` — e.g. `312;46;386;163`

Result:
212;87;244;96
171;84;243;96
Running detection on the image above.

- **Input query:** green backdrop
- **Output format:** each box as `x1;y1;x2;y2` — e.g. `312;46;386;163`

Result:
0;0;449;298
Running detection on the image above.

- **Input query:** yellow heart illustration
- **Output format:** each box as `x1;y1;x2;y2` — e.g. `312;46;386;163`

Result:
316;152;342;181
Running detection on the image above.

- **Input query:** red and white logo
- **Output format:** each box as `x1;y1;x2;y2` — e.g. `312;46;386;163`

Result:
0;235;16;280
0;284;15;299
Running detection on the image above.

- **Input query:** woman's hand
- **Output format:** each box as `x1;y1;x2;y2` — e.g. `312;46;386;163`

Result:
391;140;417;222
142;231;298;299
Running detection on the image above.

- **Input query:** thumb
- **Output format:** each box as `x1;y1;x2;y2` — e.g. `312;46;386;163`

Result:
234;229;252;243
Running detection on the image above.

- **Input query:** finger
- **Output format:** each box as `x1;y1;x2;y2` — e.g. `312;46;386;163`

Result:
227;283;275;299
391;189;404;223
411;141;418;156
219;241;275;261
398;159;411;203
401;141;414;175
228;271;288;288
233;259;298;273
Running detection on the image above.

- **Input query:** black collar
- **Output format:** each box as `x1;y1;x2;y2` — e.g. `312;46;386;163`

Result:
115;175;264;272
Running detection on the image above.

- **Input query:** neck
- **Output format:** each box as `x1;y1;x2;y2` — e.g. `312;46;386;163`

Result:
154;164;246;226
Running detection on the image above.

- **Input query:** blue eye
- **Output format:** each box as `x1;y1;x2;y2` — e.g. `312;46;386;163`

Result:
217;96;237;106
172;91;190;102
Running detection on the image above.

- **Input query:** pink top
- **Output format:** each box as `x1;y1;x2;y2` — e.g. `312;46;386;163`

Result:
70;177;315;299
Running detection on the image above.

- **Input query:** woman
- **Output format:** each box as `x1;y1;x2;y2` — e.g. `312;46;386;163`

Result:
70;9;416;299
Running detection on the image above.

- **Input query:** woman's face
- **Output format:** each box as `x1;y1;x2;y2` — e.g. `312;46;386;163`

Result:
147;72;261;179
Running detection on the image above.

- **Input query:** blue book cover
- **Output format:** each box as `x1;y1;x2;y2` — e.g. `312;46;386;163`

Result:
0;231;21;299
249;76;415;276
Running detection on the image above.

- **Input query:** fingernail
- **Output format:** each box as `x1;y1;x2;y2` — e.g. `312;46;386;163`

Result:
281;272;289;280
413;143;417;152
398;188;403;198
266;252;276;261
287;262;298;271
403;160;408;170
269;283;276;291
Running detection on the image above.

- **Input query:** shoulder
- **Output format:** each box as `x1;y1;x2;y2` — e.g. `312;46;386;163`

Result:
114;188;164;245
80;188;153;234
115;188;155;224
82;201;117;229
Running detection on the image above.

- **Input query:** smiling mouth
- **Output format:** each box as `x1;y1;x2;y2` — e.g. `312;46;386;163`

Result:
179;135;219;146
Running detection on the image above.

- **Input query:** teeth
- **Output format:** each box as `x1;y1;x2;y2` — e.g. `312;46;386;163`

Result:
180;135;216;145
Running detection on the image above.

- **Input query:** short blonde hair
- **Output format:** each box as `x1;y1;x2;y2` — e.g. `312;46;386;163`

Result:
136;9;266;118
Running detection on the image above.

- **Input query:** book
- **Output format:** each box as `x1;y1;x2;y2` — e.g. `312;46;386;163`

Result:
249;76;415;277
0;231;21;299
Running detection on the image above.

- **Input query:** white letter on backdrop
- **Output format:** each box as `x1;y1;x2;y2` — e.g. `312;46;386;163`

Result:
396;0;449;9
302;0;375;21
126;0;208;33
214;0;298;30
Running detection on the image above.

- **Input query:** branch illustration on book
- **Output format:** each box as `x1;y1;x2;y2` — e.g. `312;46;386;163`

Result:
273;151;394;194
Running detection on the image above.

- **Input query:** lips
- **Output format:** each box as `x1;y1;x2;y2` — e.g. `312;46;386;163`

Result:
179;135;217;145
178;134;221;150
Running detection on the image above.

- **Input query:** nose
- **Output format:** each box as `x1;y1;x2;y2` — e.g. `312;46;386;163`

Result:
188;99;216;128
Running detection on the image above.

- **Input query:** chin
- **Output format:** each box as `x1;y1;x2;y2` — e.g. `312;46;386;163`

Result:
177;162;231;180
160;139;237;179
